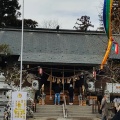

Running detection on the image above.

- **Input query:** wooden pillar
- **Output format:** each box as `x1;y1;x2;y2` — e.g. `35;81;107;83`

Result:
50;68;52;100
73;67;75;89
63;68;64;95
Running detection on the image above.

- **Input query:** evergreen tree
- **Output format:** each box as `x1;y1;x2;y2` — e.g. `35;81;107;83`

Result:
73;16;94;31
0;0;38;28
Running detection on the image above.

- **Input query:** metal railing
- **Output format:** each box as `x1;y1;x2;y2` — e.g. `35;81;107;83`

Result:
62;95;67;118
92;99;98;113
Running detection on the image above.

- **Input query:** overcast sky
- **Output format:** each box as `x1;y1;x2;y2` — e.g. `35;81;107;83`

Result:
18;0;103;30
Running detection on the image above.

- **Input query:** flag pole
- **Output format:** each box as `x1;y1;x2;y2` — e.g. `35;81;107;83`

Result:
20;0;24;91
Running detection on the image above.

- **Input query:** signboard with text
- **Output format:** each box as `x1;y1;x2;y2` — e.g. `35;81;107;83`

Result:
11;92;27;120
106;83;120;93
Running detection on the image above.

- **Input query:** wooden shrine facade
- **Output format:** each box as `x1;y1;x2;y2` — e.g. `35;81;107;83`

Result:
0;28;120;99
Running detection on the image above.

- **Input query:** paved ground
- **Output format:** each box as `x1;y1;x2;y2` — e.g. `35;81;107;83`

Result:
27;117;101;120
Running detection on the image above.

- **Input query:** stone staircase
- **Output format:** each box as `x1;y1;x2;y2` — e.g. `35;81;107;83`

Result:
34;105;63;118
33;104;100;119
66;105;98;118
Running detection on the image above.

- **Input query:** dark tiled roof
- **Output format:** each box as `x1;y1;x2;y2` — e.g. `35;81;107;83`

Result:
19;53;103;64
0;28;119;64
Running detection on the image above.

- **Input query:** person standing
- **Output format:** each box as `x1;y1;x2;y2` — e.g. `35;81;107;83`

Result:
112;97;120;120
54;84;61;105
78;93;82;106
113;96;118;114
112;107;120;120
68;84;74;105
100;95;108;120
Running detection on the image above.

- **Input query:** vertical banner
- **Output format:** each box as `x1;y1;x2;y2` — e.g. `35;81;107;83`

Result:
11;92;27;120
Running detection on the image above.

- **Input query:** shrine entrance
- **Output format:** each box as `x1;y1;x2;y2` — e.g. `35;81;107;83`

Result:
37;66;91;105
46;69;85;98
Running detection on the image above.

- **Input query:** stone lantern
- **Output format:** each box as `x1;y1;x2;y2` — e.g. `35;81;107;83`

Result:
0;73;11;120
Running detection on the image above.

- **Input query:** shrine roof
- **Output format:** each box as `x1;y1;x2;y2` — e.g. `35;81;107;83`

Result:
0;28;120;65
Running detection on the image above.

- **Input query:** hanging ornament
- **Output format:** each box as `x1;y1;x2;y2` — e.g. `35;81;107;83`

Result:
93;67;96;80
57;78;59;84
54;77;56;82
73;75;76;80
115;42;119;54
112;42;115;50
93;71;96;79
67;78;70;83
59;78;61;83
47;75;52;81
112;42;119;54
73;78;76;81
52;77;55;82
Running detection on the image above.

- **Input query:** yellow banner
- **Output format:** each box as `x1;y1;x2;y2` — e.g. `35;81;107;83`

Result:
11;92;27;120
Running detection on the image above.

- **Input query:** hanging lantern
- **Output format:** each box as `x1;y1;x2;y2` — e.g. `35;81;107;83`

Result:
93;71;96;80
115;42;119;54
38;67;43;75
92;67;96;80
93;71;96;78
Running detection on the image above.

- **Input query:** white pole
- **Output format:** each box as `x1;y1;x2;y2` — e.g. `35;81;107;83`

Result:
20;0;24;91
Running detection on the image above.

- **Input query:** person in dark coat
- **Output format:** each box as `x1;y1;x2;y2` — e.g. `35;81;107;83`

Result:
112;110;120;120
112;103;120;120
54;84;61;105
68;84;74;105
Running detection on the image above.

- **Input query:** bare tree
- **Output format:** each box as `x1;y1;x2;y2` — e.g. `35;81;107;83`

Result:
105;60;120;83
98;0;120;33
40;19;61;29
0;44;11;55
3;64;36;87
111;0;120;34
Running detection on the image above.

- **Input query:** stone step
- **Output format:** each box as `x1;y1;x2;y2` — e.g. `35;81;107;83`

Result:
34;105;63;118
65;105;98;118
68;115;97;117
67;113;97;116
34;113;63;117
36;104;62;106
36;109;62;112
66;106;93;110
34;109;63;112
67;110;96;113
67;107;92;110
28;117;100;120
36;105;62;109
36;107;62;109
34;104;98;119
67;109;92;111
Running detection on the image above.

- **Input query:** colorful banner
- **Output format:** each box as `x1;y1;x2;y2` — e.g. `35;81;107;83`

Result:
100;0;113;69
11;92;27;120
103;0;113;38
